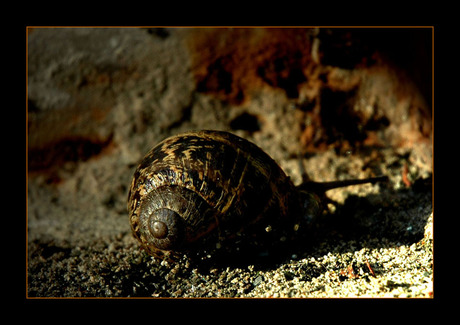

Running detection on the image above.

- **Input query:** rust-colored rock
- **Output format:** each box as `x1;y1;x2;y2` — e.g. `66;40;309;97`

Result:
186;28;313;104
186;28;432;151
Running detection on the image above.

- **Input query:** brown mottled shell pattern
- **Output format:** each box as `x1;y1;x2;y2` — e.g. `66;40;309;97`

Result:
127;130;302;260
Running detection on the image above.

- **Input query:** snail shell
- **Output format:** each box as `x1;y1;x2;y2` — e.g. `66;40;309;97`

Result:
127;130;387;261
127;130;302;260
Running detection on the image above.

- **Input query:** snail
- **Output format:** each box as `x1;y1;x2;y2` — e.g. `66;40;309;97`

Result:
127;130;387;262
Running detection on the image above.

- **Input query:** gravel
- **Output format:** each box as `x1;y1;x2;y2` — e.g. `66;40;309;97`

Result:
27;149;433;298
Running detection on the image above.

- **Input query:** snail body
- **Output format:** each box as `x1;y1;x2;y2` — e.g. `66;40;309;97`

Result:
127;130;386;261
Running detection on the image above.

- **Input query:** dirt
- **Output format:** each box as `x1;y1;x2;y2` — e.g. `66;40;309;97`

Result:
27;27;433;298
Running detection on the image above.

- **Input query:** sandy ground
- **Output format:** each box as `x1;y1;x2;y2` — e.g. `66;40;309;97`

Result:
27;27;433;298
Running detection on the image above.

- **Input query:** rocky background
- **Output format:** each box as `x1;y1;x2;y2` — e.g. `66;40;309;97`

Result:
27;27;433;297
